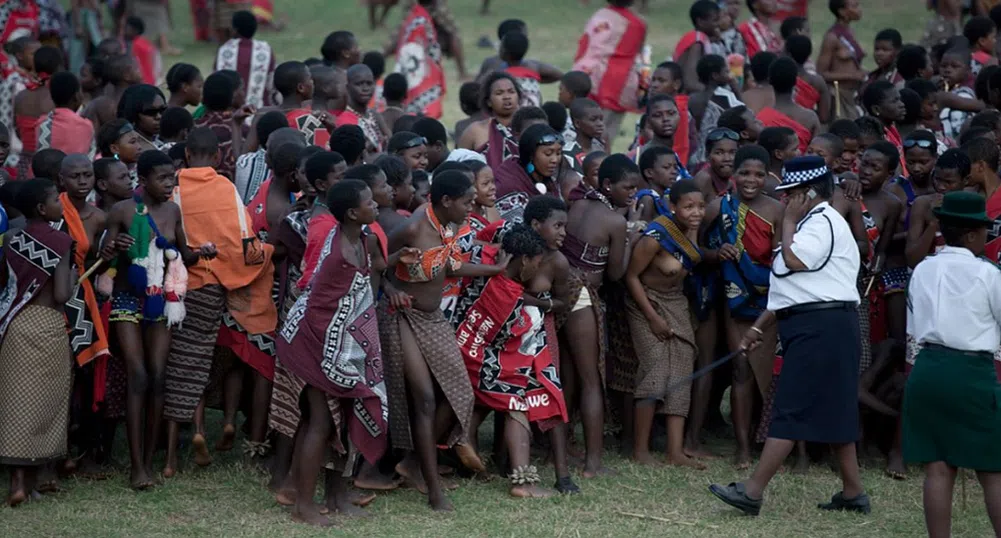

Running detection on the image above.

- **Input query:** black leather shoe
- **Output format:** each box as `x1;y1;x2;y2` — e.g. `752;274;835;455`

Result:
708;482;762;516
818;491;871;514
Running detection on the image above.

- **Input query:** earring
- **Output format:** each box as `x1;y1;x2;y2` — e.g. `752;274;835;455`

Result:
113;153;120;161
526;163;535;174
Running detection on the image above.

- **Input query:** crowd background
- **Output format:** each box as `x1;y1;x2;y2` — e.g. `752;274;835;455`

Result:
0;0;993;537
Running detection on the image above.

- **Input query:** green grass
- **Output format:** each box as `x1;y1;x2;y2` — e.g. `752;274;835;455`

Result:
1;417;997;537
8;1;985;536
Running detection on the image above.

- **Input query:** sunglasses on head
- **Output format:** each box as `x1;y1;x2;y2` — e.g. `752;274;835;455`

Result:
903;139;935;149
117;122;136;138
537;133;564;146
707;128;740;142
399;136;427;150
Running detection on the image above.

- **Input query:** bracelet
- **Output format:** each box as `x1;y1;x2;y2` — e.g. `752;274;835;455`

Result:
546;297;554;312
750;326;763;336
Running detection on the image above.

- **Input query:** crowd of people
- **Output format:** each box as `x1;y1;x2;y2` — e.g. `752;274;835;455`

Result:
1;0;1001;534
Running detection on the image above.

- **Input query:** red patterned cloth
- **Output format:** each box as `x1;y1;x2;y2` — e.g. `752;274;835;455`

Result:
572;5;647;113
738;18;781;60
392;2;446;118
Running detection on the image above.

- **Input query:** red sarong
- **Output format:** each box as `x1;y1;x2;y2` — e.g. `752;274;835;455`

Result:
59;193;111;367
572;5;647;113
673;30;710;63
674;95;691;167
505;65;542;107
986;188;1001;262
393;3;445;119
758;107;810;154
456;273;567;425
130;36;161;85
884;125;908;176
738;18;781;60
285;108;329;148
794;77;820;110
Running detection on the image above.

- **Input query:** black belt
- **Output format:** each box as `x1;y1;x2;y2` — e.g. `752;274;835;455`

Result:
922;343;994;359
775;301;856;320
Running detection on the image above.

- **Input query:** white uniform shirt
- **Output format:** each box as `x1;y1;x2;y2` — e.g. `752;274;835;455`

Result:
767;201;861;311
907;246;1001;353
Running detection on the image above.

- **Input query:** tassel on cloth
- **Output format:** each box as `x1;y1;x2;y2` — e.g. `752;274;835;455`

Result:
163;248;188;327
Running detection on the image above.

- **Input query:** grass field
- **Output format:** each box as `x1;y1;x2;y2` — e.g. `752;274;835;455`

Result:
4;1;994;536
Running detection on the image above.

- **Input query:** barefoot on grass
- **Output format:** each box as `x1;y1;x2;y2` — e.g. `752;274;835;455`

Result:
631;452;664;466
667;454;708;470
192;434;213;467
395;459;427;495
130;469;155;491
215;424;236;452
684;444;718;460
292;504;334;527
428;492;454;512
327;491;372;518
581;465;618;479
6;489;26;507
348;490;377;507
734;452;752;471
455;443;486;473
353;468;402;491
510;484;556;498
275;488;296;506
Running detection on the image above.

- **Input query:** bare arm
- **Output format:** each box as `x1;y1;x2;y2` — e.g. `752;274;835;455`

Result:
623;236;664;324
816;76;832;124
53;246;75;305
606;213;633;281
368;234;386;296
535;61;564;84
697;197;724;263
817;33;865;84
905;197;937;268
871;197;902;271
682;48;705;93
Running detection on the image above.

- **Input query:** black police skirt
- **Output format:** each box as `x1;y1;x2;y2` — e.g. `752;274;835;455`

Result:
768;302;861;444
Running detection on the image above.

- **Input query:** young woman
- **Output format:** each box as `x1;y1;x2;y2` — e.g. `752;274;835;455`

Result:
103;151;215;490
373;154;413;234
626;180;707;469
494;124;565;221
388;131;429;171
0;179;76;506
165;63;204;109
458;72;522;169
703;145;784;467
467;160;501;232
559;154;641;478
96;119;143;187
117;84;168;151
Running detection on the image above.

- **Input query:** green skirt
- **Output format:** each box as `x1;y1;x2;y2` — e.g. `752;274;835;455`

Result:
902;345;1001;471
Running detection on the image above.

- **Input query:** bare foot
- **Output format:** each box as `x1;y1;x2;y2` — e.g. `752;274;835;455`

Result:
428;491;454;512
885;451;906;480
276;488;296;506
215;424;236;452
510;484;556;498
734;452;752;470
162;465;176;479
77;458;111;480
130;469;156;491
438;464;455;476
455;443;486;473
631;452;663;466
192;434;213;467
353;468;402;491
348;490;377;507
326;491;372;517
291;504;334;527
581;465;618;479
395;459;428;495
6;489;26;507
36;480;61;493
684;444;718;460
667;454;708;470
792;457;809;474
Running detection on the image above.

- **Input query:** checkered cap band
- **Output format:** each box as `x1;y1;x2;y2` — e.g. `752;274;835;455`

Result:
781;164;828;184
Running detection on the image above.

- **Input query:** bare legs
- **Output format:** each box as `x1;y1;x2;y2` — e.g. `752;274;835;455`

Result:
922;464;1001;538
506;414;554;498
633;400;705;469
399;317;454;511
114;320;170;489
216;362;242;452
291;387;333;527
744;439;863;501
563;306;610;478
686;309;717;456
725;316;773;468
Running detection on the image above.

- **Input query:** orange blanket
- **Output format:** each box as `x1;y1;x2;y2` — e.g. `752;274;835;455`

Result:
59;193;111;366
758;107;810;155
174;167;277;334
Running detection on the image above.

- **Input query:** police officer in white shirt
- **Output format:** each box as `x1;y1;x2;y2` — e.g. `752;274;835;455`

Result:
902;191;1001;538
709;155;869;516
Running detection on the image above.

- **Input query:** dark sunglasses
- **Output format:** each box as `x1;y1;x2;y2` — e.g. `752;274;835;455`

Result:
141;106;167;116
399;136;428;150
707;128;740;142
903;139;935;149
537;133;564;146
